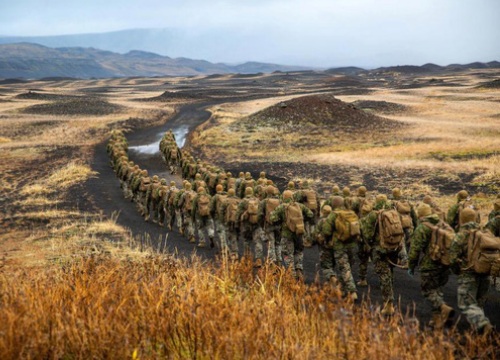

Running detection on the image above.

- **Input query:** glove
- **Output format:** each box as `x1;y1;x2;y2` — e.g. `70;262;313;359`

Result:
407;268;414;277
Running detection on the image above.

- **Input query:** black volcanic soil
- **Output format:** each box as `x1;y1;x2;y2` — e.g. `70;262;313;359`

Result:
477;79;500;89
351;100;409;114
21;97;124;116
15;91;81;101
244;94;403;133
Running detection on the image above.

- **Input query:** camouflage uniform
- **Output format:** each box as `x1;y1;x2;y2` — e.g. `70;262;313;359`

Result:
155;179;168;226
192;187;215;248
294;181;320;248
391;188;418;252
449;211;492;334
361;195;405;315
211;185;229;253
352;186;371;286
321;185;341;210
485;199;500;237
270;191;314;279
236;187;264;265
408;205;454;328
222;188;242;258
446;190;480;231
260;186;282;265
164;182;178;230
320;197;359;298
177;183;196;242
145;175;160;222
312;206;337;283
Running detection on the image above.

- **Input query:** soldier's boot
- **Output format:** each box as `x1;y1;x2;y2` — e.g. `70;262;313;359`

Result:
381;301;395;317
429;313;441;329
188;235;196;244
440;304;455;327
357;279;368;287
197;239;207;248
329;275;339;287
179;227;185;236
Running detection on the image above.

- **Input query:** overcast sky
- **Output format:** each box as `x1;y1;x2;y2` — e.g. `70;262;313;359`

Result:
0;0;499;67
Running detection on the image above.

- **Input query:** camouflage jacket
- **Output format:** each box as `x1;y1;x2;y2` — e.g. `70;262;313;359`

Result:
486;210;500;236
360;201;394;252
449;222;481;274
269;199;314;239
236;195;262;226
210;192;228;222
312;216;329;246
408;214;445;272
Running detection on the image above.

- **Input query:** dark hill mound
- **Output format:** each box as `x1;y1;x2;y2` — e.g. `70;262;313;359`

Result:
352;100;409;114
244;94;403;133
15;91;80;101
21;97;123;116
476;79;500;89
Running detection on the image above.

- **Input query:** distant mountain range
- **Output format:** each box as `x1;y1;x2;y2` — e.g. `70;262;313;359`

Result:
0;43;311;79
0;41;498;80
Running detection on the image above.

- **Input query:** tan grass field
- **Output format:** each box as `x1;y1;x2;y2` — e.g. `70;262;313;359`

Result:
0;71;499;357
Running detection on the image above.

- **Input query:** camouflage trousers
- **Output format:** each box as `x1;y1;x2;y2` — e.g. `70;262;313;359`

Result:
420;268;450;314
403;227;413;253
334;242;357;295
282;235;304;276
155;201;166;225
240;223;264;262
136;192;148;217
372;247;400;304
226;222;239;257
195;215;214;246
357;241;371;281
264;223;282;264
121;180;132;200
175;209;183;232
214;219;228;253
319;245;337;282
182;213;195;240
303;221;316;247
457;272;491;330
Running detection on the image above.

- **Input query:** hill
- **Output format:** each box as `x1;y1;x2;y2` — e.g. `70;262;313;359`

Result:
0;43;310;79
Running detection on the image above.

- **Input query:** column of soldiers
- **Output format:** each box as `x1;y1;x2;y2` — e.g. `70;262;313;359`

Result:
109;130;500;335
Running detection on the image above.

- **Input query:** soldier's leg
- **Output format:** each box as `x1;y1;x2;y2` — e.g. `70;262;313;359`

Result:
241;224;252;257
196;216;207;246
274;228;283;266
421;269;448;313
303;222;313;248
227;226;239;258
293;236;304;276
373;250;395;305
319;246;337;282
281;237;296;277
334;247;357;295
266;226;277;263
357;242;369;286
184;215;195;242
253;226;264;264
176;210;183;233
215;219;227;253
457;273;491;330
207;217;215;246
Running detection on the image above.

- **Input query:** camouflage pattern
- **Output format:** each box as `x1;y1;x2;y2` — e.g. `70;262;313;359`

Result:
236;191;264;262
221;191;242;258
486;209;500;236
211;190;228;253
192;190;215;247
177;188;197;242
270;197;314;277
261;193;283;264
449;221;492;331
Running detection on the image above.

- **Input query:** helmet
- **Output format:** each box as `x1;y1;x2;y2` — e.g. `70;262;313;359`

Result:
152;175;159;181
375;194;387;204
283;190;293;200
195;173;201;180
287;181;295;190
460;208;476;224
457;190;469;200
357;186;367;196
170;181;176;187
216;184;224;193
332;185;340;194
392;188;402;199
260;171;266;178
228;188;236;196
197;187;206;194
245;172;252;179
331;196;344;209
245;187;254;196
321;205;332;216
226;171;232;177
417;203;432;218
160;179;167;185
342;187;350;197
423;195;432;205
185;182;192;190
266;185;275;196
141;170;148;176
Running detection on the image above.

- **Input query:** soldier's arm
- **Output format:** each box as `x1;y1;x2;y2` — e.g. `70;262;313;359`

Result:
446;204;458;226
322;213;335;237
269;205;283;224
448;234;465;273
360;212;377;244
408;225;427;271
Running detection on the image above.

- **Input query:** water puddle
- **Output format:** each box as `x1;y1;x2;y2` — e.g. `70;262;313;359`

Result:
129;125;190;154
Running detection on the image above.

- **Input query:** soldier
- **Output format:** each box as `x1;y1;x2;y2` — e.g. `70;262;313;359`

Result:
145;175;160;222
211;184;229;254
322;185;342;210
192;187;215;248
319;196;360;301
133;170;151;219
353;186;372;287
391;187;418;251
295;180;320;248
176;181;196;242
408;203;455;329
342;187;354;210
236;187;264;267
226;172;236;191
261;185;282;265
361;194;406;316
234;172;246;197
449;208;493;335
222;188;242;259
447;190;479;231
238;172;256;199
270;190;314;280
423;195;446;221
312;205;337;285
486;197;500;236
165;181;179;231
126;165;141;201
155;179;168;226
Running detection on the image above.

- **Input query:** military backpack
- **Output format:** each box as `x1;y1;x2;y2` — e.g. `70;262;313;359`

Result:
396;201;413;229
265;198;281;224
377;209;405;251
246;198;260;224
225;197;240;224
422;220;455;266
197;194;211;217
139;177;151;192
215;194;228;218
285;202;305;235
183;191;196;212
303;189;318;212
334;210;361;242
465;229;500;276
